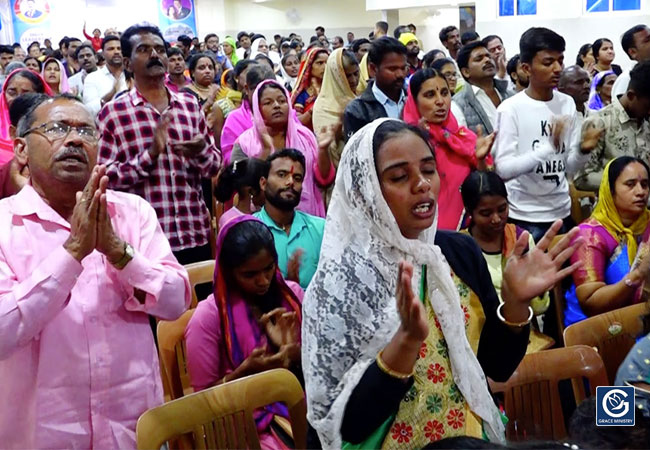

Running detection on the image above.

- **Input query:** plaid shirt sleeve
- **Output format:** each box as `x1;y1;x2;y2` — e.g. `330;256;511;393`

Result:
185;106;222;177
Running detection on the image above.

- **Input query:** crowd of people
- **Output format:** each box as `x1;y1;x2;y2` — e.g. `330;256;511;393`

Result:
0;15;650;450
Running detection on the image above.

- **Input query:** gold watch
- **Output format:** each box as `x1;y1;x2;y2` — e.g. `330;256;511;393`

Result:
113;242;134;270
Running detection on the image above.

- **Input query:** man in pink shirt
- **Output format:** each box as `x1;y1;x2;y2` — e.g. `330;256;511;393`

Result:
0;95;191;448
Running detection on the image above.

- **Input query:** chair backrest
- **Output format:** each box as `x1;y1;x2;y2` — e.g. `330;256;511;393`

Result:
564;302;648;383
489;345;607;441
157;309;196;402
184;260;215;308
136;369;307;450
569;182;596;225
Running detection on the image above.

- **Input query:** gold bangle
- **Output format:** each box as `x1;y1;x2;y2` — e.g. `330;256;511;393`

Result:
376;351;413;380
496;303;533;328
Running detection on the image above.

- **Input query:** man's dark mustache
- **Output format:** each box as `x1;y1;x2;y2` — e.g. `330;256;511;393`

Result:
147;60;164;68
55;146;88;162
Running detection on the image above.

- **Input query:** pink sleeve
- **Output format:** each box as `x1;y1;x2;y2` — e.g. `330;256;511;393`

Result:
569;224;612;286
312;159;336;187
185;296;223;391
285;280;304;303
110;195;191;321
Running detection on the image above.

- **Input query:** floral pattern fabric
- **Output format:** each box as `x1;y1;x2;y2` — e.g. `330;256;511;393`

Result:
382;272;485;449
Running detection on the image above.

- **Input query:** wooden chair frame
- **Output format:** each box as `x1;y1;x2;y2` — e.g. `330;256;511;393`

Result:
136;369;307;450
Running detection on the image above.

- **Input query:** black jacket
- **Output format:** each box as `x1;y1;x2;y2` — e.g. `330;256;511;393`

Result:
343;80;406;142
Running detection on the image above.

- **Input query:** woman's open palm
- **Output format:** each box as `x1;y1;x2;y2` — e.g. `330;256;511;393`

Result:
502;220;583;305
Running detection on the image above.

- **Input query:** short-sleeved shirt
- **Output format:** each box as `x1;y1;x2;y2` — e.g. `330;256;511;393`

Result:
254;207;324;290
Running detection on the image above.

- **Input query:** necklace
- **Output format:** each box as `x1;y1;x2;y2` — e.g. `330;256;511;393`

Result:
191;82;211;99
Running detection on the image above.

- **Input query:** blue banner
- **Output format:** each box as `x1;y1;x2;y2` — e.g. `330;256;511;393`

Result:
158;0;197;42
12;0;52;49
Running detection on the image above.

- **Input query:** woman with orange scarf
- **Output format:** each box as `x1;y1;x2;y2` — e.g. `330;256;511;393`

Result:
291;47;329;129
403;68;495;230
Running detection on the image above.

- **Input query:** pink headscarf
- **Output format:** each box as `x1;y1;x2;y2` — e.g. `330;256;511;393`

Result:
403;78;492;230
41;58;70;95
0;68;53;162
235;79;327;217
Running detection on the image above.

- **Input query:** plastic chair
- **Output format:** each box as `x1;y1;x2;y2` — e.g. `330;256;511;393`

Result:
564;302;648;383
158;309;196;402
184;260;215;308
136;368;307;450
489;345;607;441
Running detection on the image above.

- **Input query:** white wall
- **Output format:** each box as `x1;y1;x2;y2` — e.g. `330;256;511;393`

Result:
475;0;650;72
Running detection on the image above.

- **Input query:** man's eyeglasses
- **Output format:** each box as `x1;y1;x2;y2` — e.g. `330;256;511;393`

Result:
20;121;99;143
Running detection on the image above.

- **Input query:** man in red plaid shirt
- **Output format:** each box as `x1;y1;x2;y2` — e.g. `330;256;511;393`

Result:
97;23;221;264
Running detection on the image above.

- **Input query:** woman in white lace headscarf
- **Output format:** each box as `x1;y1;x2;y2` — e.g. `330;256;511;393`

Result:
302;119;584;448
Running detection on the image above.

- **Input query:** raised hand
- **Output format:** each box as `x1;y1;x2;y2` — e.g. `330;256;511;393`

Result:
63;165;102;261
317;124;338;150
396;261;428;344
95;169;125;264
580;122;605;153
260;307;300;348
551;115;570;151
174;135;206;159
149;115;170;158
287;249;303;282
240;346;285;375
501;220;583;312
475;125;496;161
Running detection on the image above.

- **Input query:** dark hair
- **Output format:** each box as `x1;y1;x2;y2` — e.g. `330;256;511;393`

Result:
11;43;21;49
368;37;407;67
251;33;266;42
461;31;480;45
274;34;281;40
220;220;277;272
592;38;613;64
59;37;70;49
481;35;503;48
507;54;521;83
17;94;83;137
27;41;40;52
68;37;82;45
334;36;344;45
422;436;504;449
167;47;183;58
6;69;47;95
608;156;650;194
101;35;120;51
456;41;488;74
187;53;216;80
519;27;565;64
121;23;166;58
9;92;49;127
281;53;298;69
0;45;14;55
430;57;455;75
409;68;448;99
23;56;42;71
265;148;306;176
341;50;358;68
204;33;218;43
254;53;274;69
576;43;592;67
351;38;371;56
423;49;445;68
569;396;650;449
375;21;388;34
372;120;433;166
214;158;268;202
96;52;105;65
460;171;508;214
439;25;458;44
246;65;275;91
407;23;416;32
628;60;650;98
222;69;237;90
309;35;319;44
177;34;192;47
257;82;285;106
237;31;249;42
393;25;410;40
315;26;325;33
74;44;95;60
234;59;258;78
622;25;649;58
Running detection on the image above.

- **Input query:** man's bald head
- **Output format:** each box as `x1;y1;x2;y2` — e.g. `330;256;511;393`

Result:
558;65;591;106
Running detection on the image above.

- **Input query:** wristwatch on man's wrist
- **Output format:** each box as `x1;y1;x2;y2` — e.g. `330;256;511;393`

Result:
112;242;134;270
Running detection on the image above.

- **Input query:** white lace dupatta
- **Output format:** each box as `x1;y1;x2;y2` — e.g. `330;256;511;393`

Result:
301;118;505;448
